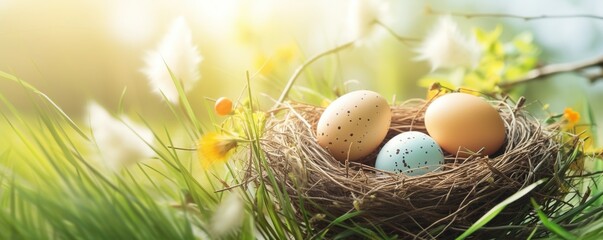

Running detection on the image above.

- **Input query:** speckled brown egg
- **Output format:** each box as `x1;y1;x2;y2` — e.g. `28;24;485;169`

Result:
316;90;391;162
424;92;506;157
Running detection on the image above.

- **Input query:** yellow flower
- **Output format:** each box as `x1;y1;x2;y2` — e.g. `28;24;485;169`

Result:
198;132;237;167
253;43;298;76
563;108;580;126
253;52;274;76
274;43;297;63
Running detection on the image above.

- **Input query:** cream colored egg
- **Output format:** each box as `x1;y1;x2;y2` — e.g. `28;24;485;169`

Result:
424;92;506;157
316;90;391;162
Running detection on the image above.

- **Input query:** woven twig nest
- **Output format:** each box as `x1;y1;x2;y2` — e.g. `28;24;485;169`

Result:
254;97;574;239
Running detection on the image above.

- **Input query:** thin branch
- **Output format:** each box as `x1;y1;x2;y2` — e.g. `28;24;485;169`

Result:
374;20;421;45
499;55;603;89
427;7;603;21
168;145;197;151
584;69;603;82
273;40;355;109
272;21;422;109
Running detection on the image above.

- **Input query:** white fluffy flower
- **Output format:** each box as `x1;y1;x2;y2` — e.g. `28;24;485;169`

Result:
346;0;389;44
142;17;202;103
416;16;482;71
88;102;154;170
211;193;244;237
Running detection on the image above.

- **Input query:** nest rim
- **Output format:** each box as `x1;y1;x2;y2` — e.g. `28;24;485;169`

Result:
251;96;574;239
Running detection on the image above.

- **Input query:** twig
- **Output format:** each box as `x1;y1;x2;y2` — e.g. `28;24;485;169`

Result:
427;7;603;21
499;55;603;89
272;21;422;109
272;40;355;110
584;69;603;82
374;20;421;45
168;145;197;151
215;175;258;193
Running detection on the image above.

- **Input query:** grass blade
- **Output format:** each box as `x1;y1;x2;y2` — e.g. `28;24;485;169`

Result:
456;179;546;240
585;101;598;147
531;198;576;240
0;70;90;141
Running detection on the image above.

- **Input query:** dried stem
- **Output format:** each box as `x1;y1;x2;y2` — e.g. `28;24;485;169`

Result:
499;55;603;89
427;7;603;21
273;41;355;110
273;21;420;110
374;20;421;45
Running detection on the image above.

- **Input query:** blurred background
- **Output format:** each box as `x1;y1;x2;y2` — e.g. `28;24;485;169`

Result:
0;0;602;146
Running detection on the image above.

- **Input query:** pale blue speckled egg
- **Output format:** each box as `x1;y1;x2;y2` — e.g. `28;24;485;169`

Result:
375;131;444;176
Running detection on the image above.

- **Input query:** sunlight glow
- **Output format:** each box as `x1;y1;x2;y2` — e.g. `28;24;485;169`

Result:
106;1;156;45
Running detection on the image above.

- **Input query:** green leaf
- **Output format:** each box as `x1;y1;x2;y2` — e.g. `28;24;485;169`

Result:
474;25;503;49
513;32;536;54
165;63;203;138
473;28;488;45
456;179;546;240
531;199;576;240
332;211;363;225
585;101;599;148
555;191;603;224
492;41;505;57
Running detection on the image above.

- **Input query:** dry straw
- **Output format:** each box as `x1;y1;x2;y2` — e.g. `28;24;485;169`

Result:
250;97;577;239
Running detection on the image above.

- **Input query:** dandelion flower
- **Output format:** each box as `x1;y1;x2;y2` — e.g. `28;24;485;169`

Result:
87;102;154;170
211;193;244;237
416;16;482;71
346;0;389;44
198;132;237;167
142;16;202;103
563;107;580;126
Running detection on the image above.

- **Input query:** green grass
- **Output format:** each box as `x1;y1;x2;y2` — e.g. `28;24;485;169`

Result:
2;65;603;240
0;70;305;239
0;71;217;239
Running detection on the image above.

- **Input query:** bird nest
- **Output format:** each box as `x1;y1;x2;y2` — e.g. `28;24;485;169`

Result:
250;97;576;239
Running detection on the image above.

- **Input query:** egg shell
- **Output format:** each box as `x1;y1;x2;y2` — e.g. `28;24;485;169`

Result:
375;131;444;176
316;90;391;162
424;93;506;157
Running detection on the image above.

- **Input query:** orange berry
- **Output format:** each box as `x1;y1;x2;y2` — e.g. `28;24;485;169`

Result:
214;97;233;116
563;108;580;125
